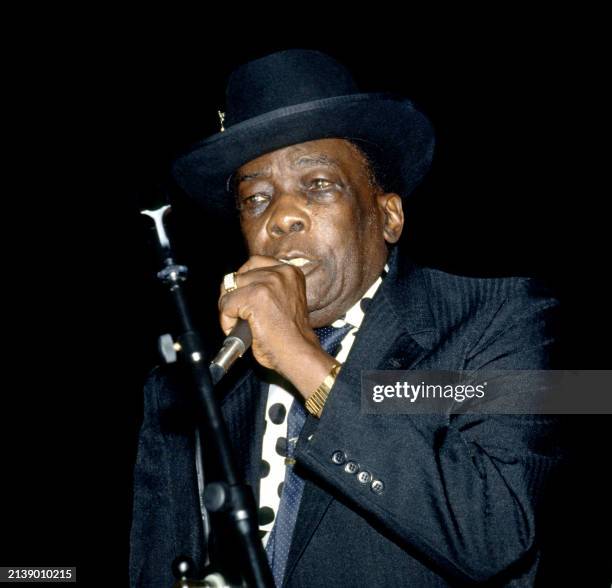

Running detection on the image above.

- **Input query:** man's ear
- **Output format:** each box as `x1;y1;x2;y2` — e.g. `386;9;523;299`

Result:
377;193;404;244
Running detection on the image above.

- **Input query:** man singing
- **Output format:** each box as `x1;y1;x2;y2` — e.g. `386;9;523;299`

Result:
131;49;563;587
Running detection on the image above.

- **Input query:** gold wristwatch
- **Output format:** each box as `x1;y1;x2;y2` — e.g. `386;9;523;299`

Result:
305;362;342;418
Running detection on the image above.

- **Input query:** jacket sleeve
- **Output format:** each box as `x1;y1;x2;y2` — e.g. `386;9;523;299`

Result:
294;279;563;585
129;368;205;588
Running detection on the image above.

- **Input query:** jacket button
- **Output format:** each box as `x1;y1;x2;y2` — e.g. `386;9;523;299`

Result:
357;470;372;485
331;450;346;465
370;479;385;495
344;461;359;474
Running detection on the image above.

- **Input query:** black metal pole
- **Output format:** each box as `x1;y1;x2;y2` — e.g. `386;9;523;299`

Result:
141;205;274;588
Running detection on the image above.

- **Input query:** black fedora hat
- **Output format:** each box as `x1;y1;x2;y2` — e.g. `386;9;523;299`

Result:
172;49;435;215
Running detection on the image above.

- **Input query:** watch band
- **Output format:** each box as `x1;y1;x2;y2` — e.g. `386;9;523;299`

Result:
305;362;342;418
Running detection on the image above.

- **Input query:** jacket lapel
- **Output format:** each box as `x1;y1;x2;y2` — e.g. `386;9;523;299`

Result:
283;250;438;584
218;360;267;504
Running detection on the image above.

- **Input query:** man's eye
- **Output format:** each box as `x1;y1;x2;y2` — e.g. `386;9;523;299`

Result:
310;179;333;191
241;193;270;209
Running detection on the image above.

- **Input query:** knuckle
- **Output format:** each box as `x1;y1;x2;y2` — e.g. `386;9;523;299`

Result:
283;264;304;284
246;255;266;268
282;263;300;276
253;281;273;300
218;293;229;311
266;270;283;286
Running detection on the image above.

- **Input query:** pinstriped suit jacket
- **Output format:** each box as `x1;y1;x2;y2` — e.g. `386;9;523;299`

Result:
130;248;566;587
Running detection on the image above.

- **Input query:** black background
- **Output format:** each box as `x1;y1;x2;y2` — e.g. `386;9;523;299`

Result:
2;12;610;586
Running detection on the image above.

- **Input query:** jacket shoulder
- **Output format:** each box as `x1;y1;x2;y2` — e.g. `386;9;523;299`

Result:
410;266;560;368
419;266;558;326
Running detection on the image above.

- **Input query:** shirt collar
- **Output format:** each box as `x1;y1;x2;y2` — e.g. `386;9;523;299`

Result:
330;263;389;330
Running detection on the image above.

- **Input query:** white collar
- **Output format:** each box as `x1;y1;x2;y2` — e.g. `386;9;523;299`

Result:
331;263;389;330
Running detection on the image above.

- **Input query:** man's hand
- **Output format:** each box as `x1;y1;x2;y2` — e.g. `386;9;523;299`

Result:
218;255;337;400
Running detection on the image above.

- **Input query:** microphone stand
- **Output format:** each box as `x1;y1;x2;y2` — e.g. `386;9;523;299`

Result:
141;204;274;588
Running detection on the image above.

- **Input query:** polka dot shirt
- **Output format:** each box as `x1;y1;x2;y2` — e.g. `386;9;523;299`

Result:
258;265;389;545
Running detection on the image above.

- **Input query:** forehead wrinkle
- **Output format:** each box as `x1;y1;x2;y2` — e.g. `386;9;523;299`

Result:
290;153;340;170
235;166;271;184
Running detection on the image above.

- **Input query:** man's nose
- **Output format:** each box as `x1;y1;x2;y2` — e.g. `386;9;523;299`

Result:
266;192;311;238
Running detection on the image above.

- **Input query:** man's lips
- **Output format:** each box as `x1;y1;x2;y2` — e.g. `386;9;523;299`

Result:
278;257;310;267
276;255;320;276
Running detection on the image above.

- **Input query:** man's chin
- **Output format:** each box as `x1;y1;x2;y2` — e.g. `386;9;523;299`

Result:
305;278;346;326
307;301;344;328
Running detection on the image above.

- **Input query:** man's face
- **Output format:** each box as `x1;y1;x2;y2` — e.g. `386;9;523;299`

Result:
235;138;403;327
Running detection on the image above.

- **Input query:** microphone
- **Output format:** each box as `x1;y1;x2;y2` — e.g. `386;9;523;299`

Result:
209;319;253;384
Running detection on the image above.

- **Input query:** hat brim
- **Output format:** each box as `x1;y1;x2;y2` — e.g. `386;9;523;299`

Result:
172;93;434;215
